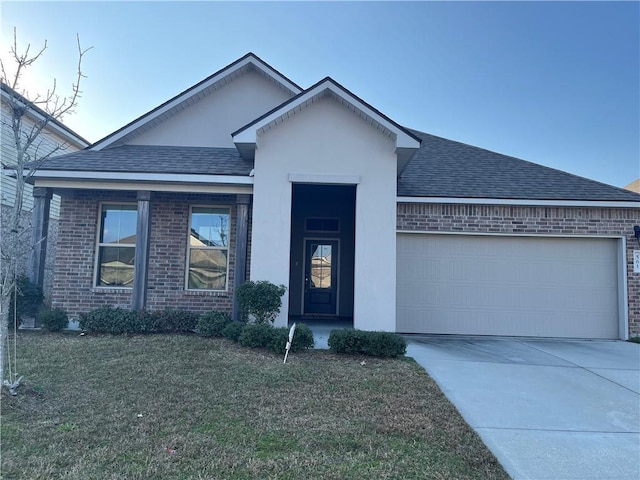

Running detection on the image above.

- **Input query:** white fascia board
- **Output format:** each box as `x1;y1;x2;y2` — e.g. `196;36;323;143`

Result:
94;56;299;151
232;81;420;151
32;170;253;185
34;178;252;194
397;196;640;208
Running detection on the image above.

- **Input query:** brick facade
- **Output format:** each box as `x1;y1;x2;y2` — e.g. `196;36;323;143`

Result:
52;194;639;337
52;190;244;319
397;203;640;336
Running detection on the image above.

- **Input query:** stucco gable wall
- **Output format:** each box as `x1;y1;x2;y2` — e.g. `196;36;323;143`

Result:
127;70;294;148
251;96;398;329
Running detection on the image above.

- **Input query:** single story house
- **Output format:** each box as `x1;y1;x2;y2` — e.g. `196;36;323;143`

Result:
29;53;639;339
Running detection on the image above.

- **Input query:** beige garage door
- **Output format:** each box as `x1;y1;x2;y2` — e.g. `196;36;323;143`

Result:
397;234;620;338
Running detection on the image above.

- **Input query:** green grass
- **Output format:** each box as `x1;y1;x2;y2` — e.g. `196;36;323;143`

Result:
1;332;509;480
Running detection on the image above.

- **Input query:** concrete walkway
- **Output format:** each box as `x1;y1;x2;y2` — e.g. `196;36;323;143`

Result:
406;336;640;480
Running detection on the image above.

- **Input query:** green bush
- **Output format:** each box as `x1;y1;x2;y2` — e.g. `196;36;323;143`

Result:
37;307;68;332
198;311;232;337
222;321;245;342
328;329;406;358
8;276;44;328
238;322;275;348
79;306;143;334
269;323;315;354
79;307;201;334
236;281;286;324
149;309;199;333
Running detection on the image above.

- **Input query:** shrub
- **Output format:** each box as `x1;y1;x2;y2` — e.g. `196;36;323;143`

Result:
79;306;144;334
150;309;199;333
269;323;315;354
628;336;640;344
198;311;232;337
8;276;44;328
328;329;406;358
37;307;68;332
236;281;286;324
79;307;202;334
238;322;275;348
222;321;245;342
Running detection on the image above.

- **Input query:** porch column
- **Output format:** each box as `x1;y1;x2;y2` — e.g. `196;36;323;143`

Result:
29;187;52;291
232;194;251;322
132;191;152;311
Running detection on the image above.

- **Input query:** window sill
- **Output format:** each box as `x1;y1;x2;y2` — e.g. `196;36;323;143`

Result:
91;287;133;294
184;290;229;297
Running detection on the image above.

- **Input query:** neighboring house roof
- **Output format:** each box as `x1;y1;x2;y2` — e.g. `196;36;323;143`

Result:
91;53;303;150
398;130;640;202
1;82;89;214
624;179;640;193
37;145;252;176
0;83;90;149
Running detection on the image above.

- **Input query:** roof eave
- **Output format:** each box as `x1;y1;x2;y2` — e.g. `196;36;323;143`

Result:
28;169;253;186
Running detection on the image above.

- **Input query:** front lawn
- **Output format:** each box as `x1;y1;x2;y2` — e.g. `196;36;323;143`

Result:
1;332;508;479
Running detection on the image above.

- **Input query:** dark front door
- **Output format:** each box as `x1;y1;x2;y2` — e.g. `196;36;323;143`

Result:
304;240;338;315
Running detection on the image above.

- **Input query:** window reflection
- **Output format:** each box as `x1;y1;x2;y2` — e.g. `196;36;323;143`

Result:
188;207;230;290
310;244;332;288
96;204;137;287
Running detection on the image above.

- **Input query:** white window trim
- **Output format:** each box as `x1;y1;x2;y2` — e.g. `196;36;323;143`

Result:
185;205;232;292
94;202;137;289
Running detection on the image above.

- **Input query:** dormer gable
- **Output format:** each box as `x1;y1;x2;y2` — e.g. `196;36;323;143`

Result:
232;77;421;174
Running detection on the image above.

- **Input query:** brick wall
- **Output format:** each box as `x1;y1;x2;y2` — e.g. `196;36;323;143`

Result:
53;190;244;319
397;203;640;336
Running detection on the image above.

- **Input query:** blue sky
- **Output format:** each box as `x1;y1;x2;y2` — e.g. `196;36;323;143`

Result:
2;1;638;188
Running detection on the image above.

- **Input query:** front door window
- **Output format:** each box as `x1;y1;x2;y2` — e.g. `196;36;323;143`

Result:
304;240;338;315
310;244;332;288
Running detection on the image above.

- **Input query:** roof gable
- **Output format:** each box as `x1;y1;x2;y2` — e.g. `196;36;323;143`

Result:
91;53;303;150
231;77;421;168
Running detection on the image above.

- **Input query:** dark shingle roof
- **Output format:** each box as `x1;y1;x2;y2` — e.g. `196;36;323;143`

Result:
399;130;640;202
39;145;252;176
37;131;640;203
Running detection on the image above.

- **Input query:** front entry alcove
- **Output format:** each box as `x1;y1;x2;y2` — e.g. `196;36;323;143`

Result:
288;184;356;327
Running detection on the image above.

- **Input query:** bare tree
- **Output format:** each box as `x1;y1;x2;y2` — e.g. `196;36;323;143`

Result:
0;28;91;393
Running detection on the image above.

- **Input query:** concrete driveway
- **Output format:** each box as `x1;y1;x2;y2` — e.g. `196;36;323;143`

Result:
406;336;640;480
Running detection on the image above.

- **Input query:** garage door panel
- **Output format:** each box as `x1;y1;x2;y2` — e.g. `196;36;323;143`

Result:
397;234;619;339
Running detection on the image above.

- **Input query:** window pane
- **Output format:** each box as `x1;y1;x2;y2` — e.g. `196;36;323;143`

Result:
306;218;339;232
188;249;228;290
190;207;229;247
97;246;135;287
310;244;332;289
101;205;137;244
